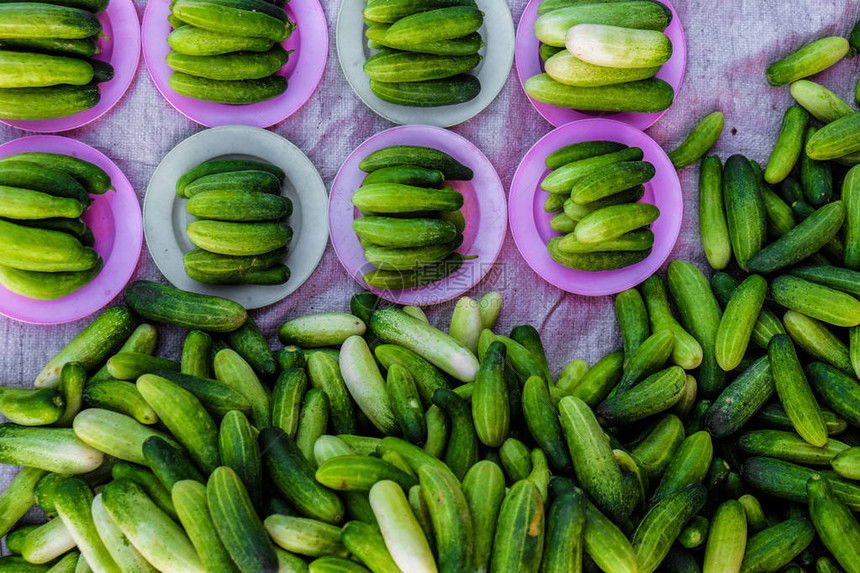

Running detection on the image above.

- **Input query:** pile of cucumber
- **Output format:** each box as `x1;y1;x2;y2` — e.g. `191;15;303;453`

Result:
0;152;111;300
526;0;675;114
166;0;293;105
353;145;471;289
0;0;114;120
362;0;484;107
543;140;659;271
179;158;293;286
1;275;860;573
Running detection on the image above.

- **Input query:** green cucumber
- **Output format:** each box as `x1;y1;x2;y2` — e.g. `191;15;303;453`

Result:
279;313;365;348
1;152;111;194
548;238;651;270
583;500;637;573
432;388;478;480
724;154;766;269
542;147;643;193
702;500;747;573
0;424;103;474
541;489;584;573
747;201;844;273
742;456;860;509
18;518;76;566
0;185;84;219
315;455;417;492
340;520;400;573
339;335;396;434
632;484;707;573
72;408;178;466
669;111;725;169
771;275;860;327
362;165;445;187
534;2;669;47
172;0;289;42
545;140;627;170
715;274;767;371
362;0;475;22
650;430;712;505
641;274;703;370
383;6;482;45
0;3;100;39
490;480;545;573
366;25;483;56
544;49;661;87
0;36;98;57
167;45;289;80
573;203;659;243
757;402;847;436
384;364;424;445
0;160;91;205
790;79;854;123
260;427;345;523
92;496;156;573
264;515;346;558
0;84;99;120
832;447;860;480
83;380;157;425
353;216;456;248
0;467;47;539
767;36;850;86
807;475;860;573
448;296;482;355
0;387;64;426
124;280;246;332
353;183;463;214
143;435;204;490
706;356;774;437
711;272;785;349
0;50;92;87
566;23;671;68
153;370;252;419
615;288;649;363
186;189;291;221
801;126;833;205
359;146;472;180
111;463;178;521
461;461;505;573
630;413;685;478
806;362;860;428
169;72;288;104
307;353;356;435
294;389;330;464
738;429;847;465
768;334;828;447
168;25;274;56
223;317;275;377
570;161;655;205
180;166;283;199
171;480;237;573
806;110;860;160
367;481;435;573
522;375;571;471
417;463;474;573
54;478;120;573
568;350;623;406
0;220;98;273
364;51;480;83
186;220;291;256
844;166;860;269
212;348;270;428
596;366;686;424
524;74;674;113
106;352;178;380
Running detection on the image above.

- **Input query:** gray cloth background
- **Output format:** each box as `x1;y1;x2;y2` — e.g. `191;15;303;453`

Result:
0;0;858;521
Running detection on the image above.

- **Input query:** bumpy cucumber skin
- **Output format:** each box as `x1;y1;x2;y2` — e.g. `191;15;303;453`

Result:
724;155;766;270
525;74;674;113
363;51;481;83
490;480;545;573
767;36;850;87
166;45;289;81
714;274;767;371
669;111;725;169
806;110;860;161
807;475;860;573
706;356;774;438
124;280;247;333
384;6;482;44
169;72;288;104
534;1;669;47
772;275;860;327
168;25;274;56
632;484;707;573
544;50;660;87
0;84;99;120
370;75;481;107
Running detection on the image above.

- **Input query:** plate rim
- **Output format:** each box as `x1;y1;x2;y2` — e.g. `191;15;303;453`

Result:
328;123;508;306
0;0;142;133
508;118;683;296
335;0;516;128
143;125;329;310
141;0;329;128
514;0;688;130
0;135;142;324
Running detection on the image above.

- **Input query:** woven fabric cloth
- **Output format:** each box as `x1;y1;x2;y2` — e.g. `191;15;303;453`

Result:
0;0;858;497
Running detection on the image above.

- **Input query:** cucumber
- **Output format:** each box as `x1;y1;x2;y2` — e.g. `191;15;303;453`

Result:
264;515;346;558
806;111;860;160
431;388;477;480
54;478;120;573
0;387;64;426
340;521;400;573
168;25;274;56
370;75;481;107
167;45;289;80
279;313;365;347
0;160;91;205
632;484;707;573
0;220;97;273
81;57;113;82
259;427;345;523
187;220;291;255
738;429;847;465
362;166;445;187
448;296;482;354
706;355;775;437
762;186;796;237
790;79;853;123
417;464;474;573
307;353;357;435
359;145;472;180
222;317;275;377
583;500;637;573
573;203;659;243
559;395;626;521
490;480;545;573
667;260;725;395
566;23;671;68
365;27;483;56
169;72;288;104
362;0;475;23
366;481;433;572
534;2;669;47
0;84;99;120
153;370;252;419
72;408;178;466
315;455;417;491
525;74;674;112
0;3;100;39
353;216;456;248
597;366;686;424
172;0;289;42
460;461;505;573
807;475;860;573
339;335;396;434
800;126;833;205
630;414;685;478
187;189;291;221
522;376;571;471
570;161;655;205
711;272;785;349
0;50;92;87
715;274;767;371
743;456;860;509
724;154;766;269
364;51;481;83
1;152;111;195
183;248;286;283
615;288;649;363
179;163;285;198
188;263;287;286
295;389;329;464
544;49;661;87
0;468;47;543
615;330;674;393
768;334;828;447
546;140;626;170
271;368;307;438
171;481;236;573
383;6;482;45
111;463;177;520
771;275;860;327
832;447;860;480
371;307;479;382
83;379;157;425
702;500;747;573
19;518;76;566
386;365;425;445
749;202;844;273
0;35;97;57
669;112;726;169
213;349;270;428
641;274;703;370
758;402;847;436
217;410;262;505
767;36;850;86
103;479;206;573
124;280;247;332
375;344;449;403
105;352;178;380
537;0;635;15
650;430;713;505
547;153;646;198
0;424;102;474
806;362;860;428
362;253;465;289
352;184;463;213
0;185;84;219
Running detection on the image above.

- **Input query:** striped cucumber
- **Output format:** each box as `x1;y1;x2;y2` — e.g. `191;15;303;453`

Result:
738;429;847;465
171;480;237;573
462;461;505;573
806;361;860;428
54;478;120;573
534;1;669;47
650;430;713;505
472;341;509;448
418;463;473;572
706;356;774;437
490;480;545;573
0;424;103;474
641;274;703;370
739;518;815;573
768;334;828;447
807;475;860;573
368;480;436;573
596;366;686;424
702;500;747;573
83;380;157;425
767;36;850;87
583;501;637;573
771;275;860;327
715;274;766;371
724;155;766;270
632;484;707;573
307;353;356;435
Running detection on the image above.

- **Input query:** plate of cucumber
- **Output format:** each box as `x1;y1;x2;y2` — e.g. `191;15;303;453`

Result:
142;0;328;128
0;0;141;133
514;0;687;130
508;118;682;296
336;0;516;127
143;125;329;309
329;124;507;306
0;135;142;324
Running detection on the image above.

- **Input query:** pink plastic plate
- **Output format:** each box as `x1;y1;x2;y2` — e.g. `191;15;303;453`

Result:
0;0;141;133
142;0;328;128
0;136;142;323
509;119;682;296
514;0;687;130
330;125;507;306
